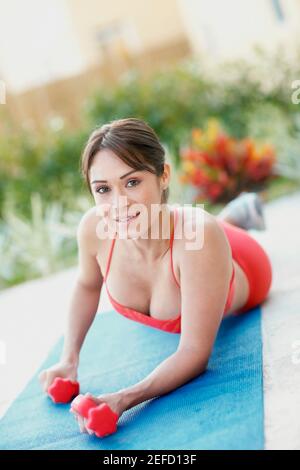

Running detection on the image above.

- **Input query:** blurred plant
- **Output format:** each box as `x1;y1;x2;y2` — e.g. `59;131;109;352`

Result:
85;64;215;163
179;119;277;203
0;125;89;220
85;48;300;166
246;104;300;182
0;193;91;289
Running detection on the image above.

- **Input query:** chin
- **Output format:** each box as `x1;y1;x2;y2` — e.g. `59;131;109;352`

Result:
119;223;149;240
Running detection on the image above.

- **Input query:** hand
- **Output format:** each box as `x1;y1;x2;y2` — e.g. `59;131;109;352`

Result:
38;360;78;393
70;392;125;435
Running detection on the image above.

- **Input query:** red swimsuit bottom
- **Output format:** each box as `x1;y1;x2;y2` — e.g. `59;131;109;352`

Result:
103;207;272;334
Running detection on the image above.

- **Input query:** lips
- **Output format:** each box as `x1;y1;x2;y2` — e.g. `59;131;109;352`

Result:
115;211;140;223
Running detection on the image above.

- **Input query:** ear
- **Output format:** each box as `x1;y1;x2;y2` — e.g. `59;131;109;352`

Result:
160;163;171;189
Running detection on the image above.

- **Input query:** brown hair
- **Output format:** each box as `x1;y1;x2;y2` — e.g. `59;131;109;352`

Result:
80;117;169;203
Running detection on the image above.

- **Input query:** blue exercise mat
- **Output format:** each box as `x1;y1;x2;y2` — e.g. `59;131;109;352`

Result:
0;307;264;450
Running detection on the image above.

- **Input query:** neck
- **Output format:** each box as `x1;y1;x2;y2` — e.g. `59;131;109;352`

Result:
125;204;175;262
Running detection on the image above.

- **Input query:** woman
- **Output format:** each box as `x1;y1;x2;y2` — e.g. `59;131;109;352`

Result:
39;118;272;435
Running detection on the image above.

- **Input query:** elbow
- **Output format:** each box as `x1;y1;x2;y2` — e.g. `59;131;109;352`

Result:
190;359;208;380
176;348;209;376
196;359;208;375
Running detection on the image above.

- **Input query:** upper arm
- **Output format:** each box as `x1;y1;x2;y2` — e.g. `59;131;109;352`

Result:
177;214;233;366
76;206;103;291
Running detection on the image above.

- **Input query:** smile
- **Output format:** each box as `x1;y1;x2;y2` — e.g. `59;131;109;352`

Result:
115;211;140;224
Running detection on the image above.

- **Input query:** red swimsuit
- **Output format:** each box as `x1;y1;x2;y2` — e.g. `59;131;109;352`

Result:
103;207;236;334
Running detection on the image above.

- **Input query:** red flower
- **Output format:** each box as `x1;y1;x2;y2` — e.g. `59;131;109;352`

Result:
207;183;223;200
179;121;276;203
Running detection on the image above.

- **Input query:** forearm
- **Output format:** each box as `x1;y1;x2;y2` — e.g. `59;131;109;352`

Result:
118;349;207;411
61;280;101;365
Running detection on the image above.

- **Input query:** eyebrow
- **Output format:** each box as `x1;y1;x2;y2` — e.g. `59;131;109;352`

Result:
91;169;139;184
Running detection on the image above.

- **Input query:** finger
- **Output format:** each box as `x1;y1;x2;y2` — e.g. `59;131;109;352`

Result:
82;417;94;436
85;424;94;436
70;372;78;382
70;394;83;413
71;409;82;424
72;393;84;403
78;416;87;434
85;392;94;400
71;411;81;427
78;414;84;426
69;403;80;418
78;422;85;433
44;372;57;392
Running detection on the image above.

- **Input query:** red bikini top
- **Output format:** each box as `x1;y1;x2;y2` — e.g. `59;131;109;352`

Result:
103;207;235;334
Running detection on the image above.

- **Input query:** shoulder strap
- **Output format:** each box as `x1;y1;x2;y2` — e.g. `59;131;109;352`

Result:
104;236;117;282
170;207;180;288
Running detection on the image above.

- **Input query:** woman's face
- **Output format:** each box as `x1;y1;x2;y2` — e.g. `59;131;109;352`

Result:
89;148;170;239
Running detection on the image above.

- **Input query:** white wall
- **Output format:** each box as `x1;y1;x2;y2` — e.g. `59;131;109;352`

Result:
0;0;85;93
177;0;300;61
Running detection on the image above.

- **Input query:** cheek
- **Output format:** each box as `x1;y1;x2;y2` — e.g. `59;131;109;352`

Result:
137;183;160;203
95;202;111;220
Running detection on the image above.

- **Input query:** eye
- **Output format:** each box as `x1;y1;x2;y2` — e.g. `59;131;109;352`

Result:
127;179;140;187
95;179;140;195
95;186;109;194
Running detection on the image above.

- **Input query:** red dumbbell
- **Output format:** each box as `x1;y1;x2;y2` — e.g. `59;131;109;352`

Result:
48;377;80;404
71;395;119;438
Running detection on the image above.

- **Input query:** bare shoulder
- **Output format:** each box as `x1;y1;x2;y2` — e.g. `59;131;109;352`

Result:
77;205;103;257
175;205;232;264
175;204;226;245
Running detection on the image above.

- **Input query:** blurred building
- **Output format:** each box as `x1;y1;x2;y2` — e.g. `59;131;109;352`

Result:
178;0;300;60
0;0;299;130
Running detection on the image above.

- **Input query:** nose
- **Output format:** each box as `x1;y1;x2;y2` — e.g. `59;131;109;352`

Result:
111;193;129;218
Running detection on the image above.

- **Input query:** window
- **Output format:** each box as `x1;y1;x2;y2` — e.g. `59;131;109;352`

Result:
95;20;142;65
271;0;285;22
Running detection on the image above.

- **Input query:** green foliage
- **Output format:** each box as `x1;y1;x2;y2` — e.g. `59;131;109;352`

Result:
85;50;300;171
0;193;90;289
0;127;90;219
85;65;216;164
